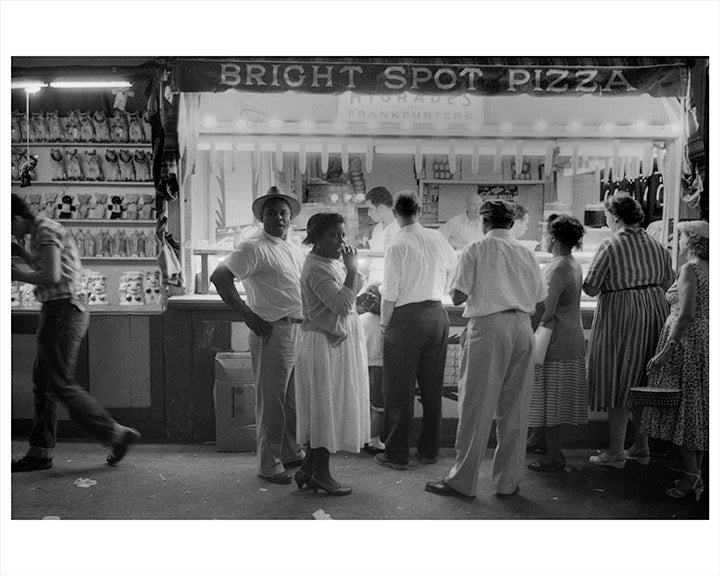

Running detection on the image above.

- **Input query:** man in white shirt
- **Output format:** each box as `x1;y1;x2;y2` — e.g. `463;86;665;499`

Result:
365;186;400;285
439;191;484;250
426;199;546;499
211;187;306;485
375;192;456;470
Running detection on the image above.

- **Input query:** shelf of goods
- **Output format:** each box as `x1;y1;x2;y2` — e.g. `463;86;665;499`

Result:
11;135;161;312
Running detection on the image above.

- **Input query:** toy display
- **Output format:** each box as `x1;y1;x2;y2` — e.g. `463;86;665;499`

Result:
118;149;136;181
18;153;39;187
65;149;84;180
144;270;162;305
104;149;121;181
11;151;20;180
84;271;109;305
10;110;151;144
511;160;533;180
124;193;139;220
133;150;151;181
119;271;145;305
11;282;21;307
84;150;103;181
50;148;66;180
107;195;125;219
57;194;77;219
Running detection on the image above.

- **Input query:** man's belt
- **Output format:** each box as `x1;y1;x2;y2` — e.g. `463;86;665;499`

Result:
276;317;303;324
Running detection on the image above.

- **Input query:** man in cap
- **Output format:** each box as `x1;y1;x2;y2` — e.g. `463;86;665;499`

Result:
426;199;546;499
211;186;305;484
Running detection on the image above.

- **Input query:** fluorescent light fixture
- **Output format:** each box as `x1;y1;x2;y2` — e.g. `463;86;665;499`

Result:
566;122;582;132
366;120;379;131
333;120;347;131
499;122;513;132
664;123;681;134
268;118;284;129
631;120;647;132
467;122;481;133
599;122;615;133
400;120;413;131
24;86;43;95
11;82;48;90
49;81;132;89
202;115;218;128
433;120;448;131
300;119;316;132
533;121;548;132
236;119;249;130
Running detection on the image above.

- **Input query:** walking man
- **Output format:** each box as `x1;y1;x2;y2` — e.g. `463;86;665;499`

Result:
426;199;546;498
211;186;306;484
375;192;456;470
11;194;140;472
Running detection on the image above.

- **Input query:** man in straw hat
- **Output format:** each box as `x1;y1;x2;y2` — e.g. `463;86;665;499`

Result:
211;186;306;484
426;199;546;499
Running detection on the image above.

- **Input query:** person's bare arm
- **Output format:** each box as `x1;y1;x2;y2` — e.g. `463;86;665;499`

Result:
210;264;272;339
11;244;60;285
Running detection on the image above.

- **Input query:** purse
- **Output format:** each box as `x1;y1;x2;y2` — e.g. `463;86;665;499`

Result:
533;325;553;365
630;387;682;408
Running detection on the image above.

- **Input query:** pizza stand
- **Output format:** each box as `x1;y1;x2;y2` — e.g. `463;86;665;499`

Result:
158;57;697;443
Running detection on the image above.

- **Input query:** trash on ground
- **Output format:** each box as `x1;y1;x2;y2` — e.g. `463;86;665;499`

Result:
592;488;605;492
42;516;61;520
312;509;332;520
73;478;97;488
552;496;558;500
157;474;166;481
259;488;268;492
395;480;402;484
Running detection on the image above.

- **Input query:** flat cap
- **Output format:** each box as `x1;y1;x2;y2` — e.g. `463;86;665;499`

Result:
479;199;515;221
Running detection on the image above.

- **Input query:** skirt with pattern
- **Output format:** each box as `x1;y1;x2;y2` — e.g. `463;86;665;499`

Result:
529;358;588;427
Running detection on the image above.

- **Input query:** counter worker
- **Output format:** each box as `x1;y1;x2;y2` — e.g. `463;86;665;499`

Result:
211;186;306;485
11;194;140;472
439;190;485;250
360;186;399;453
510;202;538;251
426;199;546;499
375;192;457;470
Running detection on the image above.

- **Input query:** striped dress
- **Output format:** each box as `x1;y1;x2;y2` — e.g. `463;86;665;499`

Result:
584;227;674;410
529;255;588;427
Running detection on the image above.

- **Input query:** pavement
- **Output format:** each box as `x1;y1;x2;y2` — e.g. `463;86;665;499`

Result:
10;440;709;520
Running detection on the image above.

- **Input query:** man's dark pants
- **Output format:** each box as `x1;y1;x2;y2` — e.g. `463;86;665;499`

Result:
27;299;117;459
382;301;449;465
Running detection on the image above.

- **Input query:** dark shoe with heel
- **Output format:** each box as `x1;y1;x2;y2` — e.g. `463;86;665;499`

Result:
308;475;352;496
12;455;53;472
374;453;408;470
425;479;474;499
294;470;312;490
107;427;141;466
261;472;292;485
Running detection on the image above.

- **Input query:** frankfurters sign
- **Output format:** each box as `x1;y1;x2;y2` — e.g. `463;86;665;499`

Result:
171;59;687;97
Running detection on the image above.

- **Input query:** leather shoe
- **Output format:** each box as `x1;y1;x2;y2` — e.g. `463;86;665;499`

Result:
374;453;408;470
106;427;141;466
12;455;53;472
261;472;292;485
283;459;304;470
495;486;520;499
425;479;474;499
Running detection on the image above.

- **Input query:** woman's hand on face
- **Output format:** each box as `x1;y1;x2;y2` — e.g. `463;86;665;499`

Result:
341;244;358;272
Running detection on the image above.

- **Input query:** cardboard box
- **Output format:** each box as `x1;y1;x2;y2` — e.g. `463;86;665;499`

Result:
214;351;254;383
214;352;256;452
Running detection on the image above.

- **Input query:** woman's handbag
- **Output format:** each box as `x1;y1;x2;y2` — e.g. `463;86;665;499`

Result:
533;325;553;365
630;387;682;408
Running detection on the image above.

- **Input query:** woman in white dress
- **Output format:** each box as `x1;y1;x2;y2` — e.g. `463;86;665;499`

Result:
294;213;370;496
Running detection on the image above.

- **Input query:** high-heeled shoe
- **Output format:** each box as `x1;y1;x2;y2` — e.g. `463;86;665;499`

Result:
294;470;312;490
307;475;352;496
666;472;704;501
624;447;651;466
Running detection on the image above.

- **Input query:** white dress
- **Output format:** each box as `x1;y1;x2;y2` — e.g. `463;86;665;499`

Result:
295;254;370;453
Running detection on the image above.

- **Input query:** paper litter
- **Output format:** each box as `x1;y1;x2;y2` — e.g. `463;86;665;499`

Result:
73;477;97;488
312;509;332;520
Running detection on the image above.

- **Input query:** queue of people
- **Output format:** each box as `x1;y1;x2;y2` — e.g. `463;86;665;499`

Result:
11;185;709;506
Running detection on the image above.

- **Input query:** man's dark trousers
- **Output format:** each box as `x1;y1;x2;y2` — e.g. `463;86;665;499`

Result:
382;300;449;465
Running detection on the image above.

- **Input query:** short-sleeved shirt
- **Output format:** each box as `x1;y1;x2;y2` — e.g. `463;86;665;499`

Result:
439;213;484;250
29;215;85;310
453;228;546;318
584;227;673;292
367;219;400;285
223;230;303;322
382;223;456;306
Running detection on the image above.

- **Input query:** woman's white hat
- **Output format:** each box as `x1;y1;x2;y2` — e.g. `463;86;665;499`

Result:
676;220;709;239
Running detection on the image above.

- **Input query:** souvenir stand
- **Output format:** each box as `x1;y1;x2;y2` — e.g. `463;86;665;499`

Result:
10;59;167;438
161;57;696;443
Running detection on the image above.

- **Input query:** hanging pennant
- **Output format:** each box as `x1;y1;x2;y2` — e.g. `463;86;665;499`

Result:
617;157;626;182
611;140;620;181
231;139;238;173
655;146;666;177
448;140;457;174
642;143;654;177
603;158;610;183
341;142;349;173
414;141;423;176
571;143;579;175
321;144;329;174
253;142;262;174
365;141;374;173
514;143;524;179
274;144;283;172
299;142;307;175
209;141;217;174
543;142;553;180
493;140;502;173
594;164;601;188
471;143;480;174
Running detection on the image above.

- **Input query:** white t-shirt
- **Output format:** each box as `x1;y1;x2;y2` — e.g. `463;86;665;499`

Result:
223;231;304;322
367;219;400;285
439;213;484;250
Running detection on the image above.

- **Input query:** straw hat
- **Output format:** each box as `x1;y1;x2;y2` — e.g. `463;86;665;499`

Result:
251;186;301;222
676;220;709;239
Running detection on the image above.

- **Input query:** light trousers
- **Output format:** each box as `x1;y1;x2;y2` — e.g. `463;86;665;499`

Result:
445;311;534;497
249;321;304;477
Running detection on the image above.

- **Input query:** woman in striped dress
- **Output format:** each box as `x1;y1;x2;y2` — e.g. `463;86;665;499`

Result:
527;214;588;473
583;195;674;468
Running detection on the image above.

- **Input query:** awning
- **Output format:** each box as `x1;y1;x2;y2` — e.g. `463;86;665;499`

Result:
169;57;690;98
